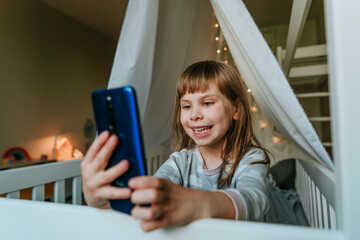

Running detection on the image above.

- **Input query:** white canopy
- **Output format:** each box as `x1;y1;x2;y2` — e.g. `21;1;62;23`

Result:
108;0;334;171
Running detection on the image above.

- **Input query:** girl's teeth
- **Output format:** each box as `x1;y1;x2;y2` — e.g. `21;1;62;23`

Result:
194;127;210;133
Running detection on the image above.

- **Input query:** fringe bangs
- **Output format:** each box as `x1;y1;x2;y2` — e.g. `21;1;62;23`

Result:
176;61;220;99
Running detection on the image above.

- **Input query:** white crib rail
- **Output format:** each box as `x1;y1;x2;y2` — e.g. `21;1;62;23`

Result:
0;159;82;204
295;159;336;230
146;145;167;175
0;145;167;203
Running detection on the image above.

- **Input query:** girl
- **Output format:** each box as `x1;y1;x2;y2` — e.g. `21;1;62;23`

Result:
81;60;270;232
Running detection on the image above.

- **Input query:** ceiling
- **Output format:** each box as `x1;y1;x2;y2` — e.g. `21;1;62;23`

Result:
38;0;128;40
243;0;323;27
38;0;323;41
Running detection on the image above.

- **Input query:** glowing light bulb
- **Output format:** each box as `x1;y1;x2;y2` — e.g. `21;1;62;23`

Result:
272;136;281;144
217;49;221;53
224;47;228;51
215;36;219;41
247;88;251;93
215;23;219;28
251;106;259;113
260;121;268;129
225;60;229;64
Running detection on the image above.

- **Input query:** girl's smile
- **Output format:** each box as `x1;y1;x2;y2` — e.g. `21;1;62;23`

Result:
180;82;240;152
191;125;213;137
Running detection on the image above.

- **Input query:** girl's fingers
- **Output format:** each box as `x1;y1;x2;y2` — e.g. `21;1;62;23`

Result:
128;177;164;190
140;218;170;232
83;131;110;164
131;205;164;221
91;134;118;172
95;186;132;200
82;160;130;208
92;160;130;186
131;188;164;204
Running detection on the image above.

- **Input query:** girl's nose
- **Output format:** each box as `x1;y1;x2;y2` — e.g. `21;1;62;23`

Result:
190;106;203;120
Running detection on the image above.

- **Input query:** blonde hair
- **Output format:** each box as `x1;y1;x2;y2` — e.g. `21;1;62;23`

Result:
172;60;270;188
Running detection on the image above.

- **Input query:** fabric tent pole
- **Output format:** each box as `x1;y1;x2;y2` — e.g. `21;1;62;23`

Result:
211;0;334;171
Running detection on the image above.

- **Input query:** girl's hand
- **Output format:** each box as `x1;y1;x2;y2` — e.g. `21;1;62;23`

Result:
129;177;204;231
129;177;235;232
81;131;132;209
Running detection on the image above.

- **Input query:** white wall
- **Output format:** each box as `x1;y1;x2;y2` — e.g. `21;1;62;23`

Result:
0;0;117;159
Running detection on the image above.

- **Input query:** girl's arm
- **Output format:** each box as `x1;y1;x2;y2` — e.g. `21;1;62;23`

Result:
227;149;269;221
81;131;132;208
129;177;236;232
129;149;269;231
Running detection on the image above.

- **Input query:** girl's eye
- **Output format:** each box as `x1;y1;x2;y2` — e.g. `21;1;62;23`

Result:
203;101;214;107
182;105;191;110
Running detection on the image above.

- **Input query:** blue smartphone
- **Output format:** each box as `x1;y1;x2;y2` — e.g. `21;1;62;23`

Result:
91;86;147;214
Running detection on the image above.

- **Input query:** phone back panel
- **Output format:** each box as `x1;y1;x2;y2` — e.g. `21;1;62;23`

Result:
92;86;147;214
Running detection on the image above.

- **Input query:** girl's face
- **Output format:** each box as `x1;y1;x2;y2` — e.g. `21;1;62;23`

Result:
180;82;240;151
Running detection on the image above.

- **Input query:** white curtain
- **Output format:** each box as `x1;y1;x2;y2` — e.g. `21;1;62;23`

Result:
210;0;334;171
109;0;217;148
141;0;217;148
107;0;159;119
109;0;334;171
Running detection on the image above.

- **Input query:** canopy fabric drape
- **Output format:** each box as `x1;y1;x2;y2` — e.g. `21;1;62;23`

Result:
211;0;334;171
141;0;218;148
108;0;216;148
108;0;334;171
107;0;159;119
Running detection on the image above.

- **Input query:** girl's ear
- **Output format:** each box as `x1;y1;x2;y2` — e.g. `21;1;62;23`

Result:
232;100;241;120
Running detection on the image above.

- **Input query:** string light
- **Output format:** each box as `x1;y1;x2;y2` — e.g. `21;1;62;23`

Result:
251;106;259;113
260;121;268;129
211;17;285;150
211;16;281;148
272;136;282;144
